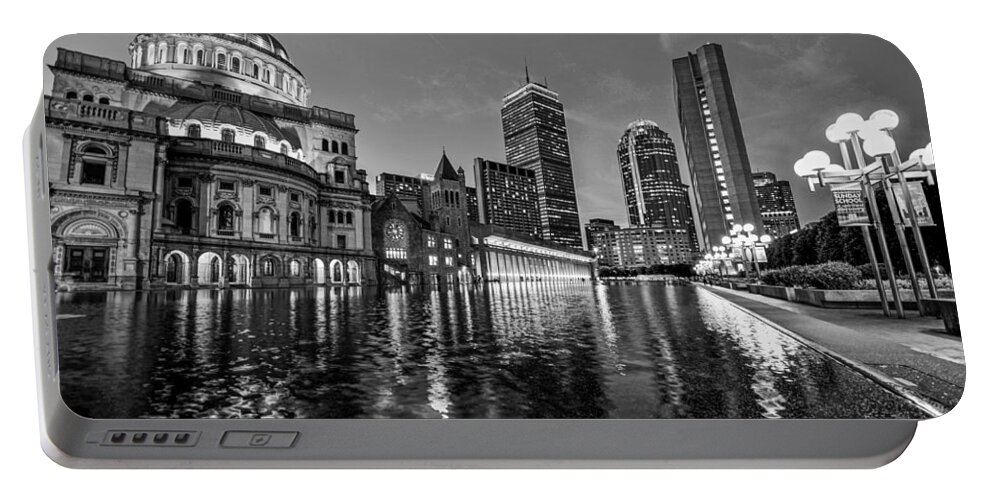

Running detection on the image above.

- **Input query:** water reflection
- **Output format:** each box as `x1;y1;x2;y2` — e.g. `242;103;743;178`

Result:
56;283;927;419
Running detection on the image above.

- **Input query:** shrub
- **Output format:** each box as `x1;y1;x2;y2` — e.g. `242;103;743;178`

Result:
760;262;862;290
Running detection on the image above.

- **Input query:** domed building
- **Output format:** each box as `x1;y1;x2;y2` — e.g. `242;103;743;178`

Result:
45;33;376;290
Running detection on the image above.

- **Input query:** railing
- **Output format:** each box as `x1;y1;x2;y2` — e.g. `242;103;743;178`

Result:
168;138;318;181
45;96;164;134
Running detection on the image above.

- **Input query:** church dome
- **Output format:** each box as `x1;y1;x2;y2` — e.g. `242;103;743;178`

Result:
166;101;301;149
129;33;310;106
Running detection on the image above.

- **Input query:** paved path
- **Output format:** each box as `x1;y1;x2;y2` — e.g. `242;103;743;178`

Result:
700;284;965;413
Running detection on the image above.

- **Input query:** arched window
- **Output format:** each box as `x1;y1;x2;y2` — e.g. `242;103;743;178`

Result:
217;204;235;231
258;207;274;234
280;143;289;156
98;97;110;105
263;67;271;84
231;56;241;73
174;199;194;235
221;129;236;143
81;94;94;102
290;212;302;238
321;139;329;152
195;49;205;66
254;135;266;149
345;212;353;225
181;47;191;64
290;260;301;277
216;52;227;71
65;91;77;100
336;211;344;224
251;63;259;79
156;45;166;64
262;258;275;276
186;124;201;138
341;142;349;155
331;141;339;153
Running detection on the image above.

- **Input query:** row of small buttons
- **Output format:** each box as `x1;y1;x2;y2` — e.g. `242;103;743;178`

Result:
99;430;297;449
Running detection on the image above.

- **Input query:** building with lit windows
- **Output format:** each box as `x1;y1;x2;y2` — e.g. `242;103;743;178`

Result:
473;157;541;238
584;218;619;252
371;152;474;286
45;33;375;291
588;226;697;268
376;172;427;213
617;119;699;251
673;43;764;250
752;172;801;238
501;76;583;248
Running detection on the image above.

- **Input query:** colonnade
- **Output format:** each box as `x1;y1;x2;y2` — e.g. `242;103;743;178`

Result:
478;249;593;282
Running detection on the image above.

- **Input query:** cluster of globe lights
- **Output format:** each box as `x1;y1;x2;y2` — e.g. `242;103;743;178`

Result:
793;109;935;186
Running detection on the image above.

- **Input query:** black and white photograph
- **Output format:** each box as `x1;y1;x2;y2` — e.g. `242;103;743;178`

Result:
44;33;962;420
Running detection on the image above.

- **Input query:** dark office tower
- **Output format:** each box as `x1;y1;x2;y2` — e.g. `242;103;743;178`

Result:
376;172;426;213
584;218;619;252
673;43;764;250
465;186;479;223
501;77;583;248
752;172;801;238
617;119;699;251
473;157;541;238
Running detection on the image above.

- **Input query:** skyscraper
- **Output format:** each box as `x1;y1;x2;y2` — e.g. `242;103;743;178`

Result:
501;76;583;248
752;172;801;238
617;119;698;251
673;43;764;250
473;157;541;238
584;218;619;252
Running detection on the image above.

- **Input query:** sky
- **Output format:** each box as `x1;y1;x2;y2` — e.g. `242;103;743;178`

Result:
43;34;932;228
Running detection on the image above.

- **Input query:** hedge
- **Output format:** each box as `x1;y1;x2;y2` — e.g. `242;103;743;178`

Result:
760;261;862;290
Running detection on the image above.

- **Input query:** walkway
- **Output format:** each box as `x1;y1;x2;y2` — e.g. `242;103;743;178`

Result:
700;284;965;414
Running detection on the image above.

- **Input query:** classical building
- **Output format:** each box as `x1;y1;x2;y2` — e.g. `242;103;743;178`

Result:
473;157;541;238
673;43;764;250
371;152;474;286
45;33;375;291
752;172;801;238
617;119;698;251
501;76;583;248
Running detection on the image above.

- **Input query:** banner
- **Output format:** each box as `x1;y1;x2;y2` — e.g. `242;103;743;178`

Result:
832;187;870;226
894;181;935;226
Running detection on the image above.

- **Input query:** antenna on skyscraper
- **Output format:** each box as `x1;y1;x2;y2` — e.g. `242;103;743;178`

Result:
524;57;530;84
543;76;548;88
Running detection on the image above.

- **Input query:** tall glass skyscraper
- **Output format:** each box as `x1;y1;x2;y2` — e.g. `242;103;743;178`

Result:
617;119;698;252
673;43;764;251
501;79;583;248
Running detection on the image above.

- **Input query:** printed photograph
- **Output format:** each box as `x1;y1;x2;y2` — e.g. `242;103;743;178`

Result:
43;34;962;419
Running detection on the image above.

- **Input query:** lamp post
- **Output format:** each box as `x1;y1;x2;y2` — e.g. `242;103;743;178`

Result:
723;223;770;280
795;110;938;319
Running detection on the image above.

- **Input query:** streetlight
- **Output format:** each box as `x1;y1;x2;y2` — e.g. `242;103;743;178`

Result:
724;223;769;279
794;110;938;319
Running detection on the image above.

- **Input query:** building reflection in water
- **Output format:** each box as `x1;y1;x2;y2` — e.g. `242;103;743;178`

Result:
55;283;929;419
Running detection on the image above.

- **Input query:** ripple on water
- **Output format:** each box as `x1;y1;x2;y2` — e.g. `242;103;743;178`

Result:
55;284;928;419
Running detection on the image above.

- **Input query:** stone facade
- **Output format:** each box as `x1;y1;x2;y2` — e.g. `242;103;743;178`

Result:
45;34;376;291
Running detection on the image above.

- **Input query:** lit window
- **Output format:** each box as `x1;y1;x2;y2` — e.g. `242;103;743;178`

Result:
427;235;436;248
444;256;453;267
429;255;438;266
443;238;453;250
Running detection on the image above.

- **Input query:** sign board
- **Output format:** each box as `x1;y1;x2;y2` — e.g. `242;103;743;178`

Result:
894;181;935;227
731;246;744;261
754;246;768;264
832;187;870;226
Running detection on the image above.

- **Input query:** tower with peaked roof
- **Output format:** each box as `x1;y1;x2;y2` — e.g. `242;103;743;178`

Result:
424;151;472;270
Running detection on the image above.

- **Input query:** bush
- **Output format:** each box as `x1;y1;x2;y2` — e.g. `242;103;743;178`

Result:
760;262;862;290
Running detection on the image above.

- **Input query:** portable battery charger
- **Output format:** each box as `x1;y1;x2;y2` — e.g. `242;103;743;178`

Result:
26;33;964;468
